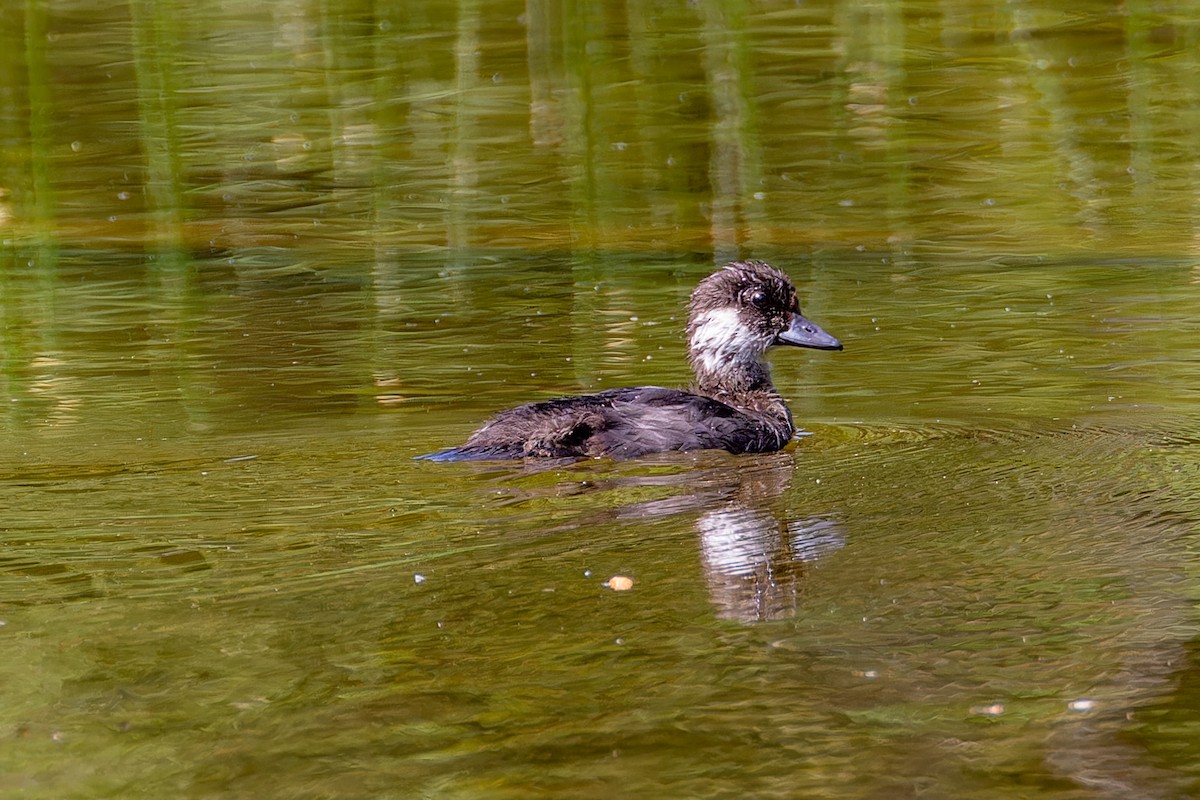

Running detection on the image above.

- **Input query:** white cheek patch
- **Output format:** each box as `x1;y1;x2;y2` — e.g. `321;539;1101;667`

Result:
690;308;765;375
692;308;745;350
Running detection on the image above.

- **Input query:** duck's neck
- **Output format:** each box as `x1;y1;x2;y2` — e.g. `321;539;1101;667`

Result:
689;354;795;437
692;358;774;398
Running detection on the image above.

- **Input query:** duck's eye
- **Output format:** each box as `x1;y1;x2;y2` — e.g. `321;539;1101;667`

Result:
748;289;769;309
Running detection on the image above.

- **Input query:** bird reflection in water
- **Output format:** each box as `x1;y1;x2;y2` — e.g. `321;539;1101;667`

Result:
490;450;844;623
698;505;843;623
688;452;843;622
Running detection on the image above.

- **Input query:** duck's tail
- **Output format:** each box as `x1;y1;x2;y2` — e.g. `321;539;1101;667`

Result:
414;445;518;462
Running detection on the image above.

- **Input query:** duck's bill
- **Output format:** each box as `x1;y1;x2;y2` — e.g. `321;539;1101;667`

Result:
778;313;843;351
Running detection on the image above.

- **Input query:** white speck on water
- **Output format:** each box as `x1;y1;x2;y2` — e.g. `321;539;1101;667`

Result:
1068;699;1095;712
414;574;426;584
971;703;1005;716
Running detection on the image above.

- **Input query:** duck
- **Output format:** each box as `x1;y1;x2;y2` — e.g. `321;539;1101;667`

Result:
417;260;842;461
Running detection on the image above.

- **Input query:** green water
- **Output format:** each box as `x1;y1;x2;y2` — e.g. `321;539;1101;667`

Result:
4;1;1200;798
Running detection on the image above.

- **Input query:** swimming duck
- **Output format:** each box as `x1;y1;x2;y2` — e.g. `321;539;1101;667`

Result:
418;260;842;460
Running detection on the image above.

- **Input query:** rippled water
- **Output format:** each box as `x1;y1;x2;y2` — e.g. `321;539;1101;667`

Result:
5;1;1200;798
2;250;1199;798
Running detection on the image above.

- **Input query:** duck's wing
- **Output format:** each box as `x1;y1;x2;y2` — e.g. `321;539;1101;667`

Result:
590;387;781;458
417;391;620;461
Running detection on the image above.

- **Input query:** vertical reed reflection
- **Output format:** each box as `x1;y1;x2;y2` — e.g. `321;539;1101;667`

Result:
4;1;1200;253
448;0;481;253
701;0;764;263
18;1;56;247
130;0;191;267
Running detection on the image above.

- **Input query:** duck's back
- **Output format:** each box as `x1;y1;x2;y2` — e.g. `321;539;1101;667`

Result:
418;387;792;461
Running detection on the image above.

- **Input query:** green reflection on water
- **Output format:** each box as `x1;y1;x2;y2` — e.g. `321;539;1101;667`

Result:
3;0;1200;256
2;1;1200;798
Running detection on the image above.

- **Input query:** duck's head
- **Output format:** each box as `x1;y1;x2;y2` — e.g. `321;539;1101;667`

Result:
686;260;841;391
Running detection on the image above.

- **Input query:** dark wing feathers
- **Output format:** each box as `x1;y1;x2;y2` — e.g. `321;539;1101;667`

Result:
601;388;791;457
417;387;787;461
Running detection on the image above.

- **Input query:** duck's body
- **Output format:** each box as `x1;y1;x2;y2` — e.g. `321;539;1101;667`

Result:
420;385;794;461
418;261;841;461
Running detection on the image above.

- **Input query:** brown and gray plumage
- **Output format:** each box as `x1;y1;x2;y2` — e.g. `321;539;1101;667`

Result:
417;260;842;461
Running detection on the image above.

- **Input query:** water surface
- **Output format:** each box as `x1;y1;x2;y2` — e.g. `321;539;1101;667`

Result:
3;2;1200;798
